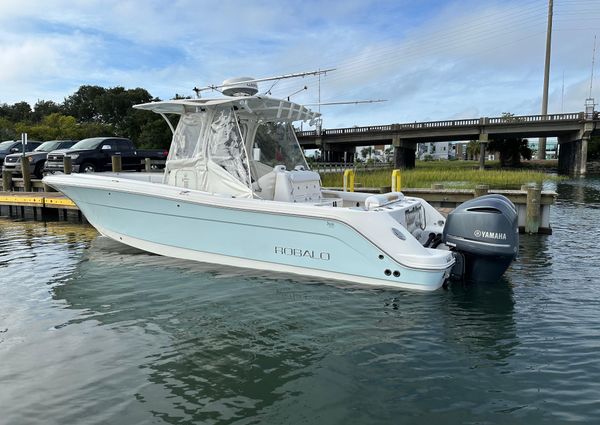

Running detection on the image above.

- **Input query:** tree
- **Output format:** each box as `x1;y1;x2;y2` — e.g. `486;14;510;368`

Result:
488;137;532;167
0;101;33;122
360;146;373;160
94;87;153;130
14;113;116;141
63;85;159;141
485;112;533;167
588;136;600;161
0;117;15;139
15;113;80;140
31;100;62;123
384;147;394;162
63;85;107;122
136;116;176;149
466;140;480;160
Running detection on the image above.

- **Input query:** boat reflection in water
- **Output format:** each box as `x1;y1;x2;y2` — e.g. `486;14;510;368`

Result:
42;233;521;424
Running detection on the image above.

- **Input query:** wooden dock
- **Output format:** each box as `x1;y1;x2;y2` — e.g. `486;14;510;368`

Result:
325;184;556;234
0;192;83;222
1;185;556;234
1;154;555;233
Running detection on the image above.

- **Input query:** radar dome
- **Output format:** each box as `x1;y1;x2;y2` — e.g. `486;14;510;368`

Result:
222;77;259;97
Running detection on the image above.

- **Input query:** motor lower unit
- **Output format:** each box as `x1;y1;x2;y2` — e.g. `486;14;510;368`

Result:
443;194;519;283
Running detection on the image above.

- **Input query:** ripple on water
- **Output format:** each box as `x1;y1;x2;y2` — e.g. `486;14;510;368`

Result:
1;177;600;424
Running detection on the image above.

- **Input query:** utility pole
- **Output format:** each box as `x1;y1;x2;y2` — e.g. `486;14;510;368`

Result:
538;0;553;160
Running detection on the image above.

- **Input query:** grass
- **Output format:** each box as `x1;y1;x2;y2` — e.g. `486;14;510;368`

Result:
319;160;564;189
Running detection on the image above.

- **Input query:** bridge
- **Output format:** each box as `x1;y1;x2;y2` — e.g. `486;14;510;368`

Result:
296;111;599;175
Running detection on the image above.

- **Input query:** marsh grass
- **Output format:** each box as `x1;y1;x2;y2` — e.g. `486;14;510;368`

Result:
319;160;564;189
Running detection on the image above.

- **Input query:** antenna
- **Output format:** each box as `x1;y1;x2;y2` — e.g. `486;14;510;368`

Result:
192;68;335;97
561;71;564;113
589;35;597;99
305;99;387;107
318;68;321;115
306;99;387;137
286;86;307;101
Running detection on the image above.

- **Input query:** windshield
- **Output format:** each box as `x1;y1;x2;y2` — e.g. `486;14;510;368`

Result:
70;138;104;150
251;123;308;178
0;141;16;151
34;141;63;152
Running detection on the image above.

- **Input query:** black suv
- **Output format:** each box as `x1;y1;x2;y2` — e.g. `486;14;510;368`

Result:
0;140;42;167
3;140;77;178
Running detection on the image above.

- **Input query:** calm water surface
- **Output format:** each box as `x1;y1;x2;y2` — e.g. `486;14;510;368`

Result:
1;177;600;424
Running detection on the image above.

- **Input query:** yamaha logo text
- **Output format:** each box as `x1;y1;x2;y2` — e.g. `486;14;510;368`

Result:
474;229;507;240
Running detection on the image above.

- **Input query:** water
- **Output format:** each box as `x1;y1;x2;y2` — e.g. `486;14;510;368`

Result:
1;177;600;425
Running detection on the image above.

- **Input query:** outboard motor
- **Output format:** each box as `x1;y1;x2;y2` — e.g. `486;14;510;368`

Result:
443;194;518;283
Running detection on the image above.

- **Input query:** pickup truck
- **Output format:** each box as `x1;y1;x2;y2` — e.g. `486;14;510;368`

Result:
3;140;77;178
0;140;42;167
44;137;168;173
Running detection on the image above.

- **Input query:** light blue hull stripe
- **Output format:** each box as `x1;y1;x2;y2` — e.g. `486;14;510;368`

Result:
66;187;445;289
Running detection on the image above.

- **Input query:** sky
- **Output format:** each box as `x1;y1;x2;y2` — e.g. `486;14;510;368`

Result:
0;0;599;129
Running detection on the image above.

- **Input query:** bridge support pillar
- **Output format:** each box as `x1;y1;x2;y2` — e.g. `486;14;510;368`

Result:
478;133;488;170
558;135;589;176
558;123;593;175
321;143;348;163
392;138;416;169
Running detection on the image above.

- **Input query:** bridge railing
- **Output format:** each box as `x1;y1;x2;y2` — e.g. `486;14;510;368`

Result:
320;125;393;135
398;119;480;129
310;162;392;173
296;111;594;138
487;112;584;124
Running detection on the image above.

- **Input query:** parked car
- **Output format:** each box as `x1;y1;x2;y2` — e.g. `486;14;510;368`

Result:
3;140;77;178
44;137;168;173
0;140;42;167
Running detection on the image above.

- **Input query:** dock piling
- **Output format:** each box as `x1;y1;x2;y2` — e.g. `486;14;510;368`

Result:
63;156;72;175
525;184;542;234
2;170;12;191
21;156;32;192
392;169;402;192
111;155;122;172
474;184;489;198
343;169;355;192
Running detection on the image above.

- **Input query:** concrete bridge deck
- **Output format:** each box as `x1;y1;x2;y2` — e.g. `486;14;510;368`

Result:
297;111;599;175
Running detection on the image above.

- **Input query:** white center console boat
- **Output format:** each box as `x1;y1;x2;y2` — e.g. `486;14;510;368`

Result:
44;79;518;291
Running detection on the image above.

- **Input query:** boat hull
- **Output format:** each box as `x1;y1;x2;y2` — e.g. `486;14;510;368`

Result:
46;178;451;291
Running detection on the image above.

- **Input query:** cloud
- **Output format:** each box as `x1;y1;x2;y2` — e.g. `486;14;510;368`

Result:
0;0;598;130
